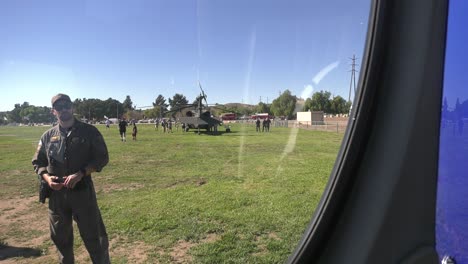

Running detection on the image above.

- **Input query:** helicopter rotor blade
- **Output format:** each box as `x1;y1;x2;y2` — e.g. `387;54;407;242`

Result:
198;81;208;106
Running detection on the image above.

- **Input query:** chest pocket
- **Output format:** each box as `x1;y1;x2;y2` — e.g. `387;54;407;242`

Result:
68;136;90;154
47;140;64;163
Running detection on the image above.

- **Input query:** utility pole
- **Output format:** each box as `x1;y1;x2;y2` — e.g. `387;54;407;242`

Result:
348;54;358;102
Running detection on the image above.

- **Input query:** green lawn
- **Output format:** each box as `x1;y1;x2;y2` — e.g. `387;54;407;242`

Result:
0;123;343;263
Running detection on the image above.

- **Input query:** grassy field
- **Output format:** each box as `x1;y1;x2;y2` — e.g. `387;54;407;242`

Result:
0;123;343;263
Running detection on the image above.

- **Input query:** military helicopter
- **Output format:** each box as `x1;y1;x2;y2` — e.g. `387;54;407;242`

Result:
168;83;227;134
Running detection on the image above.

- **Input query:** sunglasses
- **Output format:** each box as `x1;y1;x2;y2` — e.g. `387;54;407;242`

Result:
54;103;72;111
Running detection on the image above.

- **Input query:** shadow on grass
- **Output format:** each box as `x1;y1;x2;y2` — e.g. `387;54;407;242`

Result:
0;244;42;260
186;130;240;136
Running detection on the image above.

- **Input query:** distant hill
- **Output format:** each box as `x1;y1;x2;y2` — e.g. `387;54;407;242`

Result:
221;100;305;113
222;103;256;110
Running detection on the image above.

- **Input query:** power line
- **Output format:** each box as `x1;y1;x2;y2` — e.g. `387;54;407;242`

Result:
348;54;359;102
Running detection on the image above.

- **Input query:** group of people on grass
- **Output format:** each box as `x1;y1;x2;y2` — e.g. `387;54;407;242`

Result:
117;118;137;141
116;117;182;142
155;118;179;133
113;116;273;141
255;117;271;132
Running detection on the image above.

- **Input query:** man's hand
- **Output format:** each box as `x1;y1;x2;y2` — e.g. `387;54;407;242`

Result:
46;176;65;191
64;171;84;189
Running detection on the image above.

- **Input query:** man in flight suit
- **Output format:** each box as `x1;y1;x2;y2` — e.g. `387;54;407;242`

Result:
118;117;128;142
32;93;110;264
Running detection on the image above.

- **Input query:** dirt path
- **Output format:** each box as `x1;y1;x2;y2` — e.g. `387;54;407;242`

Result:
0;195;153;263
0;192;219;263
0;196;54;263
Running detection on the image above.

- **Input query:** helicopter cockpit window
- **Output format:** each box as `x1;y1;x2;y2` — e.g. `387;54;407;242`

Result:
0;0;370;262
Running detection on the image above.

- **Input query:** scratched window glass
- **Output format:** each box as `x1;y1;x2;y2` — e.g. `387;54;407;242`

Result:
437;1;468;263
0;0;370;262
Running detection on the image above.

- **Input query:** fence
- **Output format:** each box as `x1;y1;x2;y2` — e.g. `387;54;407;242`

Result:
294;121;349;133
226;119;349;133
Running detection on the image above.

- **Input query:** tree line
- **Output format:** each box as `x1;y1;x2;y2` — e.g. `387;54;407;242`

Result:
0;90;351;125
303;91;351;115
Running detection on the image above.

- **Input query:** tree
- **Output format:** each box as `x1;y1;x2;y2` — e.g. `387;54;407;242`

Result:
122;95;134;112
28;106;54;123
168;93;189;110
74;98;100;120
20;105;39;123
125;109;144;121
238;105;255;117
310;91;332;113
304;92;350;114
255;102;270;114
74;98;123;120
303;98;313;112
6;102;55;124
152;94;168;117
270;90;297;119
8;103;28;123
442;97;448;113
143;108;159;119
0;113;7;125
330;95;347;115
35;106;55;123
153;95;168;109
103;98;123;119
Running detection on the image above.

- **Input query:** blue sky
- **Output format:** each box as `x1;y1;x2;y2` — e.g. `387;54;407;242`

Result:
0;0;370;112
443;0;468;109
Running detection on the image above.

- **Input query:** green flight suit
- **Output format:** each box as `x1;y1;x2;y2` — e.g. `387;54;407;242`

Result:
32;119;110;264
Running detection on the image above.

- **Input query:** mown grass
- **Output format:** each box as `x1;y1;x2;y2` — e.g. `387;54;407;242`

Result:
0;123;343;263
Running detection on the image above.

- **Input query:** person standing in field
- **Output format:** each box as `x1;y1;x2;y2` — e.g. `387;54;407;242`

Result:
105;119;110;129
168;119;173;133
161;119;167;133
132;123;138;140
32;93;110;264
256;118;261;132
119;117;128;142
